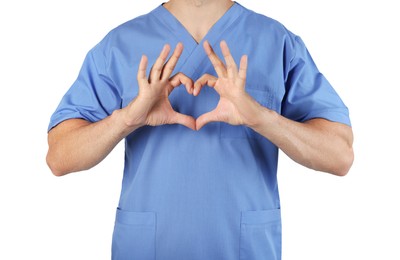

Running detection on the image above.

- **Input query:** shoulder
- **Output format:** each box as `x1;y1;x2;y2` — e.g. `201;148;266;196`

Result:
92;9;157;54
236;3;298;54
110;12;153;36
239;4;297;45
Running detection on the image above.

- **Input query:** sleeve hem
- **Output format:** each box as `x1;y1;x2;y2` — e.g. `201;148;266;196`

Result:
47;112;92;132
300;109;351;127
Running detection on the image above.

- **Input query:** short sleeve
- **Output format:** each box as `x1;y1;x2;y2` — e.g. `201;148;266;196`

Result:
282;36;351;126
48;45;122;132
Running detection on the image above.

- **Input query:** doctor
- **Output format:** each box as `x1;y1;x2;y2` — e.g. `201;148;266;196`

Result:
47;0;354;259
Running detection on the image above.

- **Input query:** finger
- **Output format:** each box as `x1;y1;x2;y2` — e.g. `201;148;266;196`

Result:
238;55;248;81
220;40;238;78
137;55;148;83
203;41;226;78
161;42;183;80
170;112;196;130
196;110;219;130
170;72;194;95
193;74;217;96
149;44;170;82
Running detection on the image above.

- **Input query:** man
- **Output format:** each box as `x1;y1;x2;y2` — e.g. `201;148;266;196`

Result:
47;0;354;259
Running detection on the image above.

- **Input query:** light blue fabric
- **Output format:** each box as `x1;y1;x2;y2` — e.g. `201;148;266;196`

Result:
48;3;350;260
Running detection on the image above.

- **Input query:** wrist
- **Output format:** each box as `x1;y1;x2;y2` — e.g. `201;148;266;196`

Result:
247;102;279;131
111;108;142;137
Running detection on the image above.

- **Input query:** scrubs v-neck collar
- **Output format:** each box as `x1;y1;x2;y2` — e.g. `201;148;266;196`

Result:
151;2;244;78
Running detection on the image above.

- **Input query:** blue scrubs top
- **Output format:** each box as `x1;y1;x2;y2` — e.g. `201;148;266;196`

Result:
49;3;351;260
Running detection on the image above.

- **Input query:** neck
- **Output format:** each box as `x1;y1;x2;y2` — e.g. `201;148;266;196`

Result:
165;0;232;9
163;0;234;43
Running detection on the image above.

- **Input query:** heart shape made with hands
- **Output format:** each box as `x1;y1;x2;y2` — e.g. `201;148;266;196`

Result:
131;40;256;131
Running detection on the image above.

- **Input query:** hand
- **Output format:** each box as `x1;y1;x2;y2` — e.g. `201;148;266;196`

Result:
123;43;196;130
193;40;264;130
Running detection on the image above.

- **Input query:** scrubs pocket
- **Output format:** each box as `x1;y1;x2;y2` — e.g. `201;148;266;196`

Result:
239;209;282;260
220;89;275;139
112;208;156;260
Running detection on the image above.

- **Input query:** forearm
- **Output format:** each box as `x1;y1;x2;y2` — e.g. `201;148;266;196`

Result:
46;109;138;176
251;107;354;176
47;44;198;176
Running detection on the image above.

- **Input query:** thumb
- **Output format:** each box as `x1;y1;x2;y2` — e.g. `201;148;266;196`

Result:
170;112;196;130
196;110;220;131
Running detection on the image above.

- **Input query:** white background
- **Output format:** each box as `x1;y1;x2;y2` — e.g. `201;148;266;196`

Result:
0;0;399;259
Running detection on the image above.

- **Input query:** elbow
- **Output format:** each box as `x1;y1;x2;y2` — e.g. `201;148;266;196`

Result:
332;148;354;177
46;151;69;177
46;148;89;176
